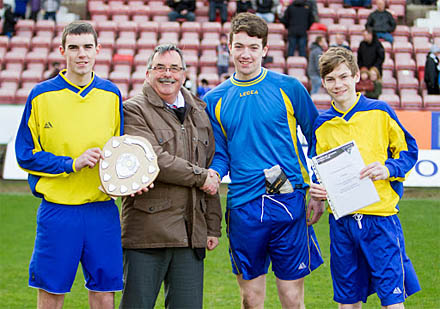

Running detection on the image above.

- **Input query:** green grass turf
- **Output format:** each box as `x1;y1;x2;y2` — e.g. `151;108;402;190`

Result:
0;193;438;308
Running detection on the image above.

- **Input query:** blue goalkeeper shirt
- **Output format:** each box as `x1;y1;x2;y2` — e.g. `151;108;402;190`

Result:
204;68;319;209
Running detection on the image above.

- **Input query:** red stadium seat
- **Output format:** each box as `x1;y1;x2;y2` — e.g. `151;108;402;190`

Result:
201;22;222;34
4;49;27;65
410;26;431;39
413;37;431;55
394;53;416;72
397;70;419;90
318;8;337;26
423;95;440;110
118;21;138;39
357;8;373;26
131;6;150;23
400;94;422;110
16;19;35;32
0;69;21;83
268;23;285;35
199;50;217;67
379;93;400;109
198;73;219;86
393;25;410;42
158;32;179;45
0;87;17;104
181;21;201;34
21;69;43;83
137;34;158;51
10;36;30;50
109;71;130;84
311;93;332;110
26;50;48;65
179;37;200;53
94;64;111;79
287;68;306;78
36;20;55;32
138;21;159;34
159;21;180;34
392;41;413;55
31;36;52;50
287;56;307;69
337;8;356;26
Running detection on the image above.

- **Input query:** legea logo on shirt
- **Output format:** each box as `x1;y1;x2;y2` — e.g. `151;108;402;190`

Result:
44;122;53;129
240;90;259;97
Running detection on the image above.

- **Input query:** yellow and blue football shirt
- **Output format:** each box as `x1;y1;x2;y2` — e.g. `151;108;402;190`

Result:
204;68;319;209
311;94;418;216
15;70;123;205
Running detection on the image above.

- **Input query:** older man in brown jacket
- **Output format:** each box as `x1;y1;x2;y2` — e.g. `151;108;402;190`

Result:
119;44;222;308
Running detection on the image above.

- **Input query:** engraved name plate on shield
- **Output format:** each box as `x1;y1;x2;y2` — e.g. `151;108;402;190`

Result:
99;135;159;197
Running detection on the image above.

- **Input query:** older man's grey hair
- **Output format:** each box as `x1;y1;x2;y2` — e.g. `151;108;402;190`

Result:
146;44;187;70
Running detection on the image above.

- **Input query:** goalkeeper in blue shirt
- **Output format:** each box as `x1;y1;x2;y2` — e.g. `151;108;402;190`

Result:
203;12;324;308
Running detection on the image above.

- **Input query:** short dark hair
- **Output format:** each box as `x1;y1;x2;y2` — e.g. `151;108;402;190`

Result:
319;47;359;79
146;44;187;71
61;21;98;49
229;13;268;47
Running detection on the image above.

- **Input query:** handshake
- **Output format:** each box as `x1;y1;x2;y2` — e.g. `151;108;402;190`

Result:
200;169;221;195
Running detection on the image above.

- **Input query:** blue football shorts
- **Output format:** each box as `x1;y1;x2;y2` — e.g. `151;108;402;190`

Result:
29;199;123;294
329;213;421;306
226;190;323;281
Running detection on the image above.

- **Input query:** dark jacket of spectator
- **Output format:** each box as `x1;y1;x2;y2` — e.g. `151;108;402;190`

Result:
237;0;253;13
424;46;440;95
167;0;196;13
307;41;323;78
366;10;396;34
255;0;275;14
2;5;17;36
280;0;314;37
357;33;385;74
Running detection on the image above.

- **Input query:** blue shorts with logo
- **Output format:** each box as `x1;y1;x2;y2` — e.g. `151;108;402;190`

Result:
29;199;123;294
329;213;421;306
226;190;323;281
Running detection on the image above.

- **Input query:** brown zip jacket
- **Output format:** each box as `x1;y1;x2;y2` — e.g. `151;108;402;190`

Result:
120;82;222;249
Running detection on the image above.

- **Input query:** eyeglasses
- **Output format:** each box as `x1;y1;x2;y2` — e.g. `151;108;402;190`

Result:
150;65;184;73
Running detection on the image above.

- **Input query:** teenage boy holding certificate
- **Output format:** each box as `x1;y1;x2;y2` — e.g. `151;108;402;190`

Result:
309;47;421;308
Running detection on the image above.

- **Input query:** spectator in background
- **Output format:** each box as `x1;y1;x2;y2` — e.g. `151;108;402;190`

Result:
29;0;41;22
330;33;351;50
308;36;328;94
356;67;374;94
14;0;28;19
217;33;230;76
209;0;228;23
42;0;60;22
424;44;440;95
2;4;16;38
167;0;196;21
197;78;212;99
281;0;314;57
46;61;61;80
365;66;382;99
366;0;396;43
255;0;279;23
236;0;253;14
343;0;371;8
357;27;384;75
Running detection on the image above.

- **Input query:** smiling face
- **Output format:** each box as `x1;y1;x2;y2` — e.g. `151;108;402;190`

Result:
147;50;186;104
60;33;100;86
229;31;268;80
322;63;360;110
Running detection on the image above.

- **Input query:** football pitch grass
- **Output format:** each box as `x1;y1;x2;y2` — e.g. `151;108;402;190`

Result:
0;186;438;308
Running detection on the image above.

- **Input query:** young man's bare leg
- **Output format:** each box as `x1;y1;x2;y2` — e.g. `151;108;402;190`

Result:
339;302;362;309
37;289;64;309
89;291;114;309
276;277;305;309
383;303;404;309
237;274;266;309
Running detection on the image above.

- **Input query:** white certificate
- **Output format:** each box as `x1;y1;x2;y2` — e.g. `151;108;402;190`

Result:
311;140;380;220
